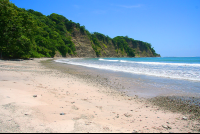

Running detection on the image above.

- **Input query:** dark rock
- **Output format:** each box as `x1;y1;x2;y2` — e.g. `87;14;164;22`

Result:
33;95;37;97
124;113;132;117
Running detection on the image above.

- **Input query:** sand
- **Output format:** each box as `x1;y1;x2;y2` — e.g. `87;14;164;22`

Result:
0;58;199;133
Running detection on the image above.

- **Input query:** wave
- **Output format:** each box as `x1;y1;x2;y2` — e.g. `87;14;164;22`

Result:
119;60;200;67
99;58;119;62
54;59;69;63
54;58;200;82
73;63;200;81
54;59;200;82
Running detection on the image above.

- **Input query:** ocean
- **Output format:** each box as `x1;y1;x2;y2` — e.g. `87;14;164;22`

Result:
54;57;200;98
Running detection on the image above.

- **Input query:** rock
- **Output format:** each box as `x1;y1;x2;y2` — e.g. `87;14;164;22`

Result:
182;116;187;120
162;125;172;130
33;95;37;97
162;125;168;129
124;113;132;117
60;113;65;115
116;114;119;118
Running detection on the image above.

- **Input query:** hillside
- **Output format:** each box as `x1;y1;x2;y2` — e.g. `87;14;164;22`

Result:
0;0;160;59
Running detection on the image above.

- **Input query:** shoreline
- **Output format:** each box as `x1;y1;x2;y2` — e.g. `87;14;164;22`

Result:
53;57;200;98
0;58;199;133
44;58;200;120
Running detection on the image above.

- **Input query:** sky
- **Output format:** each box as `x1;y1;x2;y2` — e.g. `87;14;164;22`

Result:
10;0;200;57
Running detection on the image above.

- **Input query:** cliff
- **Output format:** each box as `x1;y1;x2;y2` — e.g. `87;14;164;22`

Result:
70;29;160;58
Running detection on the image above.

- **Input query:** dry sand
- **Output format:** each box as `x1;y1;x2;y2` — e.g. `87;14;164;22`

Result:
0;58;199;133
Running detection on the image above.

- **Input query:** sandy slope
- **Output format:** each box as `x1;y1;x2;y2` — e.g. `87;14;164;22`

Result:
0;58;199;133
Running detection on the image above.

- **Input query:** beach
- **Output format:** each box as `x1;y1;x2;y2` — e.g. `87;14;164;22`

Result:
0;58;199;133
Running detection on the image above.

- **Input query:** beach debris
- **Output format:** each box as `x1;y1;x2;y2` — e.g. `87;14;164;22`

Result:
124;113;132;117
182;116;187;120
33;95;37;97
60;113;65;115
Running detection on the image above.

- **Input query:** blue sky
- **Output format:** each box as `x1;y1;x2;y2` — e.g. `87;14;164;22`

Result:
10;0;200;57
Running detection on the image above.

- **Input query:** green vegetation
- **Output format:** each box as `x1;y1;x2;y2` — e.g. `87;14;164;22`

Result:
0;0;76;59
0;0;159;59
113;36;135;57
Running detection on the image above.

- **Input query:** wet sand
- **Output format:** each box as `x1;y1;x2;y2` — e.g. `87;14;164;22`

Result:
0;58;199;133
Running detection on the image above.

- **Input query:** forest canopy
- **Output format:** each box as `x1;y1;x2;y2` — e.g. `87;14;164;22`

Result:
0;0;159;59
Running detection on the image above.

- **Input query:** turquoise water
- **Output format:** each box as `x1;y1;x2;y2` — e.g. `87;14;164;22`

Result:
55;57;200;98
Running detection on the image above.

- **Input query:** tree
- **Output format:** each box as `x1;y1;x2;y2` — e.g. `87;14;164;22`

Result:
0;0;35;58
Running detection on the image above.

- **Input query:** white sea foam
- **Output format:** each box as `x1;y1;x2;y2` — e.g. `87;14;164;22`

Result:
54;59;69;64
99;58;119;62
100;59;200;67
54;58;200;82
135;61;200;67
119;60;200;67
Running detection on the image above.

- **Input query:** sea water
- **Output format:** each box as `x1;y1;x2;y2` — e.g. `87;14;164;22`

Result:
55;57;200;98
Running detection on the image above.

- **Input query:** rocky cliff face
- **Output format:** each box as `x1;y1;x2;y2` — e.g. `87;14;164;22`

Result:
71;29;96;57
70;29;160;58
